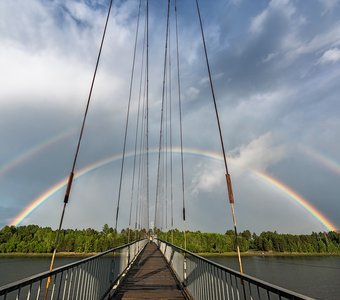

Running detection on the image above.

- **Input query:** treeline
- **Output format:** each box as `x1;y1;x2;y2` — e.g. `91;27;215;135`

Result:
1;225;339;254
157;229;340;254
0;224;146;254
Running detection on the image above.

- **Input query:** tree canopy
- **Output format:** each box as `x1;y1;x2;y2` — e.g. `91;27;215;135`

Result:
0;225;339;254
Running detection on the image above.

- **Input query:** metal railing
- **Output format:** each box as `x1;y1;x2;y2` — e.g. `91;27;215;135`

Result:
155;239;314;300
0;239;148;300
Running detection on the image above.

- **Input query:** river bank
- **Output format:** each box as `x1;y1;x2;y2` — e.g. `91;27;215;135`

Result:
200;250;340;257
0;252;96;258
1;250;340;258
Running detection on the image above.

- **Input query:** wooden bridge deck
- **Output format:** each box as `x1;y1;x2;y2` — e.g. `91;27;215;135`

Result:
112;242;186;299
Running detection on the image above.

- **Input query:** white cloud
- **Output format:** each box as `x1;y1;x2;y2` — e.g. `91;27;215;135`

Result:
249;10;268;34
190;164;224;195
286;24;340;61
0;0;136;110
249;0;296;34
262;51;279;63
189;133;287;197
231;133;287;172
318;48;340;64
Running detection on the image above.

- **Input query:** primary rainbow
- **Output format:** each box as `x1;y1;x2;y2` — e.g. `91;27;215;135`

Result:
253;171;337;232
10;147;217;226
10;148;337;232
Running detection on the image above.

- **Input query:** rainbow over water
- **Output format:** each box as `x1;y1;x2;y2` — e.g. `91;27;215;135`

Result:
9;148;337;231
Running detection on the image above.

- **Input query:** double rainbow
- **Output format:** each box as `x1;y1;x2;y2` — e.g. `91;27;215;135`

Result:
9;148;337;232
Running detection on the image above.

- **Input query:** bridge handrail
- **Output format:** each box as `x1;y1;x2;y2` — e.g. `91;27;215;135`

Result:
155;238;314;300
0;239;148;299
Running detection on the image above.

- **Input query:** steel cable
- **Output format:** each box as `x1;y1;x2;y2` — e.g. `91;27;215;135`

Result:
45;1;114;297
114;0;142;232
195;0;243;273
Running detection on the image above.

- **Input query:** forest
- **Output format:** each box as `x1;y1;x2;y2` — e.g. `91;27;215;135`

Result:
0;225;339;254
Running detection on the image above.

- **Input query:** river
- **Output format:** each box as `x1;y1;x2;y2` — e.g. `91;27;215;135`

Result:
0;256;81;287
0;255;339;299
203;255;340;299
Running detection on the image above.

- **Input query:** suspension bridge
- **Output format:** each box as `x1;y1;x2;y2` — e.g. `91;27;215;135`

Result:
0;0;319;299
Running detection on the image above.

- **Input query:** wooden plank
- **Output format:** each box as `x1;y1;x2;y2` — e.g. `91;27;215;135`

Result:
112;242;186;299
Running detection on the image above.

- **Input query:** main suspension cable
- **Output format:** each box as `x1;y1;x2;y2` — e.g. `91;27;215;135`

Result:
45;0;114;296
114;0;142;232
195;0;243;274
146;0;150;232
127;0;143;243
154;0;171;230
168;8;174;243
174;0;187;251
135;69;147;235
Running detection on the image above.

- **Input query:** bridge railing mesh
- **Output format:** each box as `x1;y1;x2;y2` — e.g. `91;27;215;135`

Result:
0;239;148;300
155;239;314;300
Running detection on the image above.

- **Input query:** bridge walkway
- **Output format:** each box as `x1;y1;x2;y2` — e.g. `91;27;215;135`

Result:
112;242;186;299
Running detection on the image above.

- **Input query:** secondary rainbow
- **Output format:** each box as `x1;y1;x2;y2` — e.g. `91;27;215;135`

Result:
1;130;73;177
300;145;340;176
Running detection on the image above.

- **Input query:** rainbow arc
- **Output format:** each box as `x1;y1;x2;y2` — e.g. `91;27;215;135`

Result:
9;148;337;232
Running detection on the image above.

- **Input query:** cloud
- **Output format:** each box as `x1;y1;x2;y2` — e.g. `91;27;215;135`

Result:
285;24;340;62
319;0;339;15
249;10;269;34
318;48;340;64
231;133;287;172
1;0;339;233
249;0;296;34
190;164;224;195
189;133;287;196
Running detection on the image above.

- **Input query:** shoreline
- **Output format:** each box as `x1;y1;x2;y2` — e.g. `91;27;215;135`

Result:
0;252;96;258
199;251;340;257
1;251;339;258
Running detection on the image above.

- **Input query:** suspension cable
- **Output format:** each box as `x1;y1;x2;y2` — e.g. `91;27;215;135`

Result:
146;0;150;233
155;0;171;231
129;3;147;242
174;0;187;251
169;11;174;244
167;8;174;242
135;68;147;235
114;0;142;232
165;61;168;237
195;0;243;274
126;0;143;243
44;1;114;297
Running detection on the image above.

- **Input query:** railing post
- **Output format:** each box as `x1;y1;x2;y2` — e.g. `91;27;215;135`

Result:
128;245;131;265
183;251;187;287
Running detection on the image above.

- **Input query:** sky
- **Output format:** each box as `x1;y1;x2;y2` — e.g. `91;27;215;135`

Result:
0;0;340;234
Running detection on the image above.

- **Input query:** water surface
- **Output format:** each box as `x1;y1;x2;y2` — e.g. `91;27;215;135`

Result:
0;256;81;287
204;255;340;300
